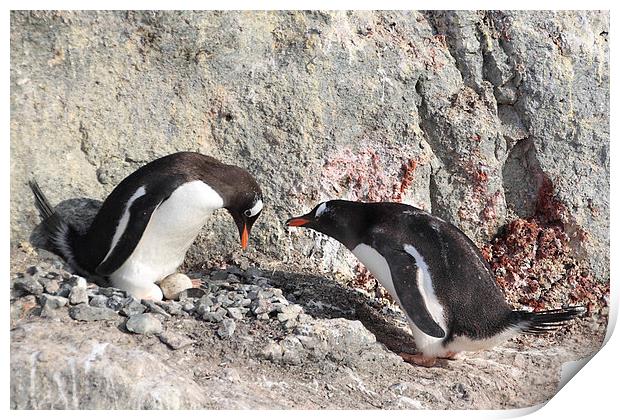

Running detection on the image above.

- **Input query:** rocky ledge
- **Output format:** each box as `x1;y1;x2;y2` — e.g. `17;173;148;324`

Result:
10;247;606;409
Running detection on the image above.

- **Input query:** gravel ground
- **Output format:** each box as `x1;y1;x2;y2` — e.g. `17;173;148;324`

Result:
9;244;607;409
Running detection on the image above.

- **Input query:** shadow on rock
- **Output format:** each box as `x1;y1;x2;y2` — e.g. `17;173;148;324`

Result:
29;197;102;250
266;270;418;354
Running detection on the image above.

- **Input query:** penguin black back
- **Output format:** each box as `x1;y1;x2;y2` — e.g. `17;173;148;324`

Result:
287;200;585;360
30;152;263;285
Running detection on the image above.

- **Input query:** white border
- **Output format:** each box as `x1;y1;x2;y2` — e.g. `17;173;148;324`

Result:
4;3;616;419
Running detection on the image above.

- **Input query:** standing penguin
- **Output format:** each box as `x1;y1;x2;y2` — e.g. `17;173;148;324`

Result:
286;200;584;367
30;152;263;301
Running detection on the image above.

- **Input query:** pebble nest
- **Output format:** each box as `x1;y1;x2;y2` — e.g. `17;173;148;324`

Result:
11;260;307;340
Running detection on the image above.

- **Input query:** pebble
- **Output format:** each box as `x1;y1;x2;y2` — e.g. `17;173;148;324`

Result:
40;294;69;309
451;383;470;401
179;288;206;299
120;299;147;317
25;266;39;276
69;304;118;321
220;367;241;382
66;276;87;288
159;273;193;300
98;287;118;297
217;319;236;339
39;278;60;294
272;303;286;313
277;304;303;322
226;274;241;283
14;276;44;296
40;294;69;316
125;313;163;335
89;295;109;308
227;307;244;320
244;266;262;279
199;295;214;307
69;286;89;305
210;270;229;281
86;286;100;297
14;263;314;342
280;336;303;365
215;294;234;306
141;300;171;317
388;382;409;395
56;282;73;298
181;302;195;313
158;331;194;350
256;278;272;288
158;300;184;316
226;265;245;276
106;295;124;311
261;341;283;362
251;299;274;315
203;308;226;323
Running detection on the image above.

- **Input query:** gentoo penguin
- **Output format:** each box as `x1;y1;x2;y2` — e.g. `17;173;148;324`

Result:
286;200;585;367
30;152;263;301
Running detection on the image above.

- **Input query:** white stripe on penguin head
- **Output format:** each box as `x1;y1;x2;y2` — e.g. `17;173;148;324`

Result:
246;199;263;217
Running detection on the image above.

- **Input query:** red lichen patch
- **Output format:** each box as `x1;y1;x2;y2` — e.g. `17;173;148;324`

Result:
481;191;502;223
321;148;393;202
392;158;418;202
320;147;420;204
482;218;609;315
347;264;395;303
348;264;375;291
534;176;566;225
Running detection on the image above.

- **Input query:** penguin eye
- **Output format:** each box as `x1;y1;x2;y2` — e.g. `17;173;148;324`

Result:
244;199;263;218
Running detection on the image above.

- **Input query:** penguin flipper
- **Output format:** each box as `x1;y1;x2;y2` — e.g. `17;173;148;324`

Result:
377;245;446;339
95;195;163;276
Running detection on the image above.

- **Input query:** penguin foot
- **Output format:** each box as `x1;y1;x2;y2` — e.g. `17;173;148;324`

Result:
191;278;203;288
399;352;438;368
440;351;459;360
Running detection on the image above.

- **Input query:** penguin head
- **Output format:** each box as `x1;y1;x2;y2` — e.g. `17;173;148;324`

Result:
286;200;366;249
227;192;263;250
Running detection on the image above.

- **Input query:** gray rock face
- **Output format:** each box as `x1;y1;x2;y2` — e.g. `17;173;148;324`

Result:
10;323;207;409
10;10;608;283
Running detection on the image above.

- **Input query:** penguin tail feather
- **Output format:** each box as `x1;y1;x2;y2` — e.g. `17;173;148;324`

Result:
29;180;80;266
511;306;587;335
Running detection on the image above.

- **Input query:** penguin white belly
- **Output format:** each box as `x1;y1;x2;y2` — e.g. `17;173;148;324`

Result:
352;243;448;357
109;181;224;299
445;327;520;353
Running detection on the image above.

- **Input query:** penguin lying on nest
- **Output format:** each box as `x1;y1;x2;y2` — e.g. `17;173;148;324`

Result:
287;200;585;367
30;152;263;301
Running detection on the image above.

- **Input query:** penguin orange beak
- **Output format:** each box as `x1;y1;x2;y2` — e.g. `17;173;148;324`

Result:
286;217;310;227
241;224;249;249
